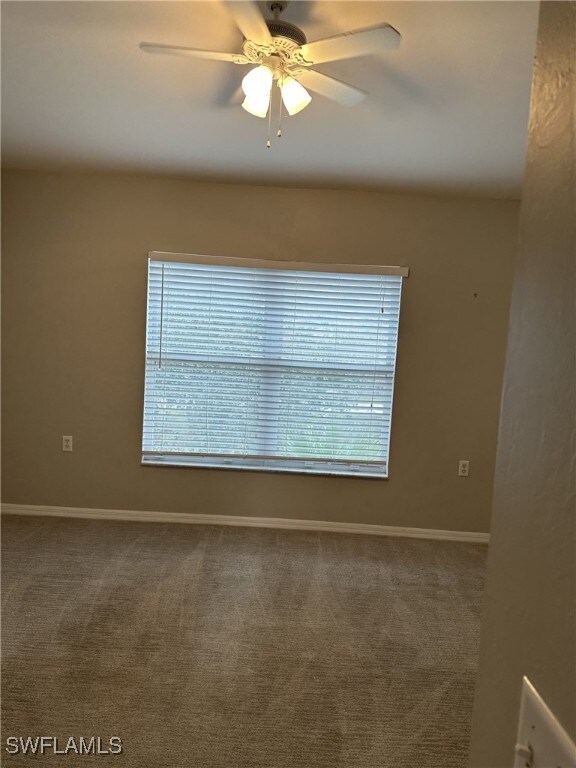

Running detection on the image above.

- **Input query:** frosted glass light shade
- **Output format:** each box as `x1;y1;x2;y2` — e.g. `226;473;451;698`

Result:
241;65;273;118
280;77;312;116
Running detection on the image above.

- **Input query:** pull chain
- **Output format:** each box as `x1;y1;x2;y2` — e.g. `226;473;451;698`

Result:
277;84;283;138
265;78;286;147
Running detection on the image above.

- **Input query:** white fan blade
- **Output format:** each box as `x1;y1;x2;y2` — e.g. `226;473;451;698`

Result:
139;43;241;63
297;70;367;107
222;1;272;44
301;24;401;65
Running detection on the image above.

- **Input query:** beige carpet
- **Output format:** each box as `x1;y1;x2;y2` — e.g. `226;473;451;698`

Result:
1;515;486;767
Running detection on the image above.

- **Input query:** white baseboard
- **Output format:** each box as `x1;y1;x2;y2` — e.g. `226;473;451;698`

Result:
0;503;489;544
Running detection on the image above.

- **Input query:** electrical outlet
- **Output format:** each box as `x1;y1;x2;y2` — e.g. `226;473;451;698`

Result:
62;435;73;452
458;460;469;477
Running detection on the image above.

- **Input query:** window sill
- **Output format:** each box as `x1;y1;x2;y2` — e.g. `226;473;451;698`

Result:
141;454;388;479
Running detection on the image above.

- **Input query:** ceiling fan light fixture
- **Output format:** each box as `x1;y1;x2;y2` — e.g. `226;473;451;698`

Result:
242;64;274;117
242;94;270;118
140;3;402;140
241;64;273;97
241;64;273;117
279;76;312;116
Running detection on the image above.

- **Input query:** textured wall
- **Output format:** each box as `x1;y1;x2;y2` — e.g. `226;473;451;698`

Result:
1;171;517;531
469;3;576;765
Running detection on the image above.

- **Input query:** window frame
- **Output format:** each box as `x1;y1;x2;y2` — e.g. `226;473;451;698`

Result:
141;251;408;479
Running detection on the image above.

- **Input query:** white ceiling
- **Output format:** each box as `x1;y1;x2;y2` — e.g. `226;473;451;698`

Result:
1;1;539;198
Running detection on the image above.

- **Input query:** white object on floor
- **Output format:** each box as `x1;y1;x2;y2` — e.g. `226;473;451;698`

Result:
514;676;576;768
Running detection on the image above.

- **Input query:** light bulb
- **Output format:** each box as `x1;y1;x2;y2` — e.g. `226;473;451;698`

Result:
241;65;273;118
280;77;312;116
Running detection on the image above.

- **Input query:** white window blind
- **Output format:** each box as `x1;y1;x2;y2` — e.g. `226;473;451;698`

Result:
142;253;407;478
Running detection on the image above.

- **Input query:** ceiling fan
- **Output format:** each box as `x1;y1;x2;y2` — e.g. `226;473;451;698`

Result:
140;1;401;131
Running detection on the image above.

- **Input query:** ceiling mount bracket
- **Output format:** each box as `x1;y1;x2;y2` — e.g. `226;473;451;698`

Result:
268;1;288;18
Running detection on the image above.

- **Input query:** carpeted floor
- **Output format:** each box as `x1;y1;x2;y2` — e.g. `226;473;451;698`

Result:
1;515;486;767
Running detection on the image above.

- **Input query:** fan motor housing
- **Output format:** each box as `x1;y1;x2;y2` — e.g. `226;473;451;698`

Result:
265;19;307;47
242;18;307;62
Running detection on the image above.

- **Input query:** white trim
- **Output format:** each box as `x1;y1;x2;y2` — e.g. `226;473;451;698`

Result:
1;503;489;544
149;251;410;277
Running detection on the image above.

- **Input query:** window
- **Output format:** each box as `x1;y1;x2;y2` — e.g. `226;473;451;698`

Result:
142;252;407;478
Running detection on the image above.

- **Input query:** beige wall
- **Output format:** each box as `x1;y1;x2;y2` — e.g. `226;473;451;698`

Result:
469;2;576;765
1;170;517;531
